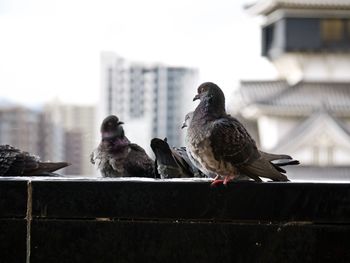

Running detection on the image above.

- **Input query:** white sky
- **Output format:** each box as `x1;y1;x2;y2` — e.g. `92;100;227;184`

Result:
0;0;277;107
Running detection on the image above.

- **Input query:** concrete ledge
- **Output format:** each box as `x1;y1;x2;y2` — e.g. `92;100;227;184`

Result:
1;177;350;262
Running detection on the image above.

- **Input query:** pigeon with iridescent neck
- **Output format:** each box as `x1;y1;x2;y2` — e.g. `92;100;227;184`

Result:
91;115;156;178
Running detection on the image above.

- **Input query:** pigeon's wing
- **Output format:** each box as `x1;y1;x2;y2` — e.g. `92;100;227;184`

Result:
173;146;205;177
125;143;156;178
170;148;194;177
150;138;192;178
209;116;260;166
172;147;191;168
0;145;23;175
0;145;70;176
0;145;39;176
0;145;18;175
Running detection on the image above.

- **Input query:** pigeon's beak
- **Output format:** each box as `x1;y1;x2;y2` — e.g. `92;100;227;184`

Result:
181;122;187;129
193;94;200;101
117;121;124;125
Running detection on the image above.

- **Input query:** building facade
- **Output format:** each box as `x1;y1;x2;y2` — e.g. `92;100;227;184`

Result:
100;52;198;153
234;0;350;179
0;99;96;176
0;103;41;156
43;101;96;176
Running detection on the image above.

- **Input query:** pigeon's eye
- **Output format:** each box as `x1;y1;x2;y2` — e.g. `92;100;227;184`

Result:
200;86;208;93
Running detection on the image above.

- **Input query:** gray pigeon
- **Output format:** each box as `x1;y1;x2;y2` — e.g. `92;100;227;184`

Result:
187;82;299;185
182;112;250;181
91;115;156;178
0;144;70;176
182;111;298;182
150;137;205;179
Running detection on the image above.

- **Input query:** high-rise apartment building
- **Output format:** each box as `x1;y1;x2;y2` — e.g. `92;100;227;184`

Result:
43;100;96;175
0;103;41;155
39;101;65;166
100;52;198;153
0;99;95;176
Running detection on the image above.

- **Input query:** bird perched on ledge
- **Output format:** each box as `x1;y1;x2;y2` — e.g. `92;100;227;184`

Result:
150;137;206;179
182;112;250;181
186;82;299;186
91;115;156;178
182;111;298;182
0;145;70;176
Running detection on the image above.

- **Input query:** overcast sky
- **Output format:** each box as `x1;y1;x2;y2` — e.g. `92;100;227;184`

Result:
0;0;277;106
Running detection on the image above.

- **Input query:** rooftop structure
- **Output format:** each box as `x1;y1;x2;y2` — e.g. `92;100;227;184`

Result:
234;0;350;168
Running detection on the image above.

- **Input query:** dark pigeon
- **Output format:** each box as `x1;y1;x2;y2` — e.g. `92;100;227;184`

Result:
150;137;206;179
182;112;250;181
0;144;70;176
187;82;300;185
182;111;299;182
91;115;156;178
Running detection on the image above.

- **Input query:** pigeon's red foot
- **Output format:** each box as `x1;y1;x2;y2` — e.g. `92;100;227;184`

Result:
210;179;224;187
210;174;237;187
223;175;236;186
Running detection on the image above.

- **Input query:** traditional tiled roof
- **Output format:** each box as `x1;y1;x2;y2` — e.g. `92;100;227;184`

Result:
239;79;289;105
246;0;350;15
263;81;350;113
272;109;350;152
239;80;350;116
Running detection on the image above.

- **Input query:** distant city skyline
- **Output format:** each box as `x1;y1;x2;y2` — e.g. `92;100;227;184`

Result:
0;100;96;175
0;0;277;107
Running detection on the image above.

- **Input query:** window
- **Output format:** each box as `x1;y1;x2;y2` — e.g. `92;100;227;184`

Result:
321;19;343;43
313;145;334;166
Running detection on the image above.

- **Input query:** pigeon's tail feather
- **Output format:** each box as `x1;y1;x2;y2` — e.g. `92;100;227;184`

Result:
150;138;193;179
272;163;286;173
150;138;178;167
240;157;289;182
259;151;292;161
260;150;300;174
273;159;300;167
24;162;70;175
150;138;183;179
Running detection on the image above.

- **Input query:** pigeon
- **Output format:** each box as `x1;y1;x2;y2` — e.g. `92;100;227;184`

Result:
91;115;156;178
182;111;298;182
0;144;70;176
150;137;205;179
182;112;250;181
187;82;299;185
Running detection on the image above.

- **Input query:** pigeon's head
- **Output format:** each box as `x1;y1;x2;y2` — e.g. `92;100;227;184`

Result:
193;82;225;102
100;115;125;141
193;82;226;116
181;112;193;129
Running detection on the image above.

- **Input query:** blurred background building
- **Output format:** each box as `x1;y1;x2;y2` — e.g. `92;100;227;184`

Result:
0;99;95;176
100;52;198;154
0;100;42;156
58;103;95;175
233;0;350;180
